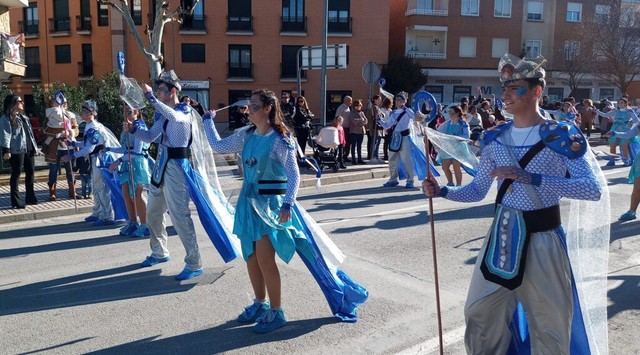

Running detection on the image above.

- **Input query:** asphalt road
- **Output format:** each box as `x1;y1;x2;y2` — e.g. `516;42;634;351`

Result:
0;154;638;355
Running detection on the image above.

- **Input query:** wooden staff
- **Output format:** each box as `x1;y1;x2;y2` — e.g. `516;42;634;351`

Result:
423;127;444;355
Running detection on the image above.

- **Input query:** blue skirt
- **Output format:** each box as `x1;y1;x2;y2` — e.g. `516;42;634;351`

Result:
117;156;151;187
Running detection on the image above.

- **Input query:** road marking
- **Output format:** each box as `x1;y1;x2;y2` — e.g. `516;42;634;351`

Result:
397;325;466;355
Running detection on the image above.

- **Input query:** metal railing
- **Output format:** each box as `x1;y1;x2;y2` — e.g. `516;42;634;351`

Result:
407;51;446;59
328;16;352;33
406;8;449;16
78;61;93;77
25;63;41;79
49;17;71;33
76;15;91;32
0;37;25;65
281;16;307;32
281;62;306;79
19;20;39;35
181;14;206;31
227;16;253;32
227;63;253;78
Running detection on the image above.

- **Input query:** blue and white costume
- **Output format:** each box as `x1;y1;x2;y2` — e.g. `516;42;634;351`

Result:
436;119;470;160
110;119;152;193
133;92;238;273
597;108;639;145
439;120;606;354
71;120;126;222
544;109;578;123
204;118;368;321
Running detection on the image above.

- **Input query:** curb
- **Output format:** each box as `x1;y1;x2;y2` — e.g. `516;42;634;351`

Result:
0;166;390;225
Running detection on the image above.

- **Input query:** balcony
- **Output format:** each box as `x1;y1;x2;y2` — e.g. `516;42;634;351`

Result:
181;14;206;32
328;17;352;34
49;17;71;33
24;63;40;80
407;51;446;59
227;16;253;33
281;16;307;33
19;20;39;36
0;37;26;79
280;63;306;79
227;63;253;79
76;15;91;33
78;61;93;78
406;0;449;16
406;26;448;60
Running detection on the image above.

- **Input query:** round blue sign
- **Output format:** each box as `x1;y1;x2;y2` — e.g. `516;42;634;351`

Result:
412;90;438;123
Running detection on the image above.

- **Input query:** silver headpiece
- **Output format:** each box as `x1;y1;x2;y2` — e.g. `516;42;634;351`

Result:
498;54;546;84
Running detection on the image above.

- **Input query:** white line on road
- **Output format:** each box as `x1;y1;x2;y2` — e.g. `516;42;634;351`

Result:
397;325;466;355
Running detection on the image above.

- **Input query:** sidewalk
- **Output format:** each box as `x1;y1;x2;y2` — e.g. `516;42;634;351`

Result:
0;162;390;225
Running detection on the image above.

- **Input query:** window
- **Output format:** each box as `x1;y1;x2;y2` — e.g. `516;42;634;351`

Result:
564;40;580;60
228;45;252;77
491;38;509;58
181;43;206;63
459;37;477;58
527;1;543;21
547;88;564;102
453;86;472;103
282;0;306;32
425;86;444;104
281;45;304;78
566;2;582;22
24;47;40;79
80;43;93;76
595;4;610;23
78;0;91;31
98;3;108;26
228;0;252;32
130;0;142;25
494;0;511;17
55;45;71;63
23;3;38;35
461;0;479;16
328;0;351;33
599;88;614;100
53;0;70;31
525;40;541;57
181;0;205;30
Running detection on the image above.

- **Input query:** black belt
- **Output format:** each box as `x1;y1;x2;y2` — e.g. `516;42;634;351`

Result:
522;205;561;233
400;129;410;136
90;144;105;156
167;147;191;159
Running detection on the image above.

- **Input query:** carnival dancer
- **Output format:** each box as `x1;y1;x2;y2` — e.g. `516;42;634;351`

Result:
380;91;417;188
203;89;368;333
107;107;152;237
543;101;579;124
423;54;608;355
610;123;640;221
61;100;126;226
596;97;640;166
44;91;79;201
129;70;238;281
437;105;470;186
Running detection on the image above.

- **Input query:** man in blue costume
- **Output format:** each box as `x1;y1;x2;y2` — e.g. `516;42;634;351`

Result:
423;54;608;354
129;70;213;281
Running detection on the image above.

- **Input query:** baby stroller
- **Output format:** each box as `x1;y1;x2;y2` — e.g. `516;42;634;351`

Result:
310;124;340;172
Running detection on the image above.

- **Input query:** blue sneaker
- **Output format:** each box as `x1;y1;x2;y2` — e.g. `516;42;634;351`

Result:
619;210;637;222
405;181;415;188
623;159;633;167
237;302;270;324
382;180;399;187
175;267;203;281
119;222;139;236
253;309;287;334
93;219;116;227
140;255;170;267
606;159;616;167
84;215;99;222
133;224;151;237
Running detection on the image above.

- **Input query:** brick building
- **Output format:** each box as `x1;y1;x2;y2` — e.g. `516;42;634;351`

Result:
390;0;633;104
7;0;390;126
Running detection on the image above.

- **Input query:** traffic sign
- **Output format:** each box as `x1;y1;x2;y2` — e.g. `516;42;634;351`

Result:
362;62;381;84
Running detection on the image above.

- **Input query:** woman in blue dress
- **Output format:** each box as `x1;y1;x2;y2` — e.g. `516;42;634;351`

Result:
437;105;470;186
597;97;640;166
108;107;152;237
204;89;367;334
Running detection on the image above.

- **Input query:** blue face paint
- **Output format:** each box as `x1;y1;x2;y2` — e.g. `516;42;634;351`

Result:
515;86;528;97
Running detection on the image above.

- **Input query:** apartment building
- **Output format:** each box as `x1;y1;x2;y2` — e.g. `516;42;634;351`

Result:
8;0;390;124
0;0;27;80
390;0;630;104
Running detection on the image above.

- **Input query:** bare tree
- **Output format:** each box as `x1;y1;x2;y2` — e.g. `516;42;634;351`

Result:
586;0;640;95
554;37;593;97
97;0;199;80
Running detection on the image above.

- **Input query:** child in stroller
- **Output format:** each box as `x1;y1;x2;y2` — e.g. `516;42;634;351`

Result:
310;122;343;172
